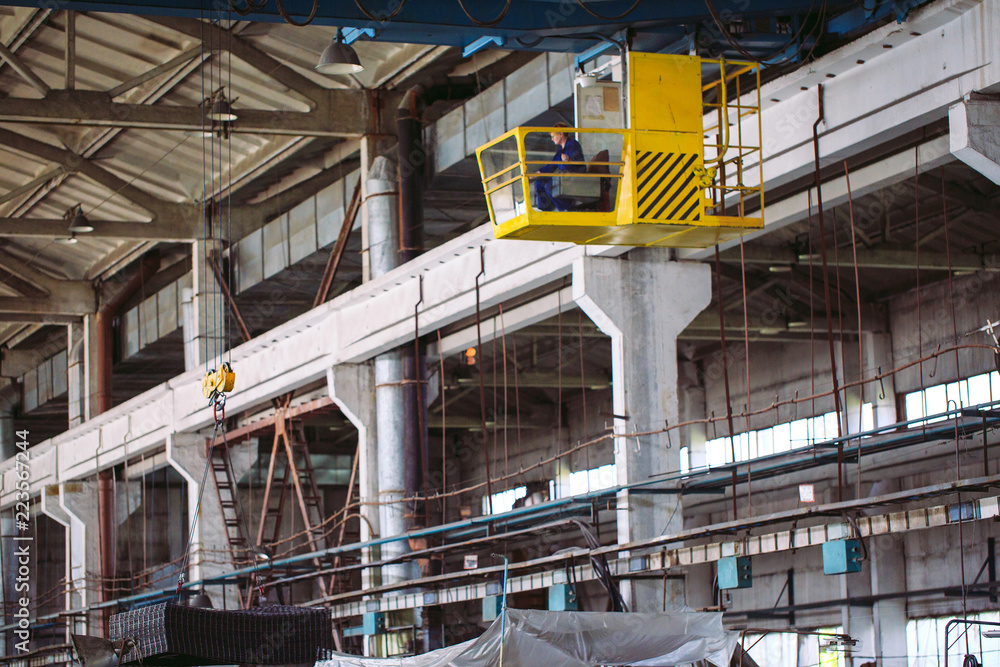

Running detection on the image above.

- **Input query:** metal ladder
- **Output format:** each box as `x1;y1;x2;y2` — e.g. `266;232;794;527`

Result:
209;441;257;607
256;405;332;599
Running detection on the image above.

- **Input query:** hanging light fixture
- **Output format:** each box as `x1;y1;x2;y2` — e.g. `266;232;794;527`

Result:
315;30;364;75
66;204;93;233
187;590;214;608
55;234;78;245
210;91;238;122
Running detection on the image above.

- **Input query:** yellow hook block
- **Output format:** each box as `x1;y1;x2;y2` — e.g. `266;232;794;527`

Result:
202;362;236;400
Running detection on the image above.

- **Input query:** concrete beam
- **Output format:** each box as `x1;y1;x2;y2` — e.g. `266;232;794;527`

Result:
721;245;998;272
1;347;65;378
0;217;200;240
0;313;80;324
0;281;95;316
0;89;370;137
950;97;1000;185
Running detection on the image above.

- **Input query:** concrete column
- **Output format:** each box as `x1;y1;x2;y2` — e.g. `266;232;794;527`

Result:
67;323;85;428
82;314;100;420
187;240;225;370
45;481;101;635
840;564;875;667
572;251;711;611
679;358;707;472
328;363;381;593
166;433;240;610
950;96;1000;185
868;479;908;667
863;332;897;428
365;156;418;590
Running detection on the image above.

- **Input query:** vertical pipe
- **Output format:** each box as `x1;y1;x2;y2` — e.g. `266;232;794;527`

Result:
397;87;427;535
368;156;411;588
93;251;159;632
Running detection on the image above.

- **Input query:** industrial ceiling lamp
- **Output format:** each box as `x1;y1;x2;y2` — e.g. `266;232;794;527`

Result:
315;30;364;75
187;590;214;608
67;204;93;233
210;91;238;122
55;234;78;245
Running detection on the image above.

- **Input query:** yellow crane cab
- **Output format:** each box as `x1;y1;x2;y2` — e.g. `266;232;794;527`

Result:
476;52;765;248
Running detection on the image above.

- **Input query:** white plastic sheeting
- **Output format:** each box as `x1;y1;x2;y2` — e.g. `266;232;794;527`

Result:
319;609;736;667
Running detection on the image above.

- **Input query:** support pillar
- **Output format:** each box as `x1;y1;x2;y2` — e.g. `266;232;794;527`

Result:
166;433;240;610
572;251;711;611
679;358;707;472
82;314;100;420
365;156;418;591
950;96;1000;185
864;332;897;429
328;363;380;593
67;322;85;428
868;479;908;666
45;481;101;636
841;562;875;667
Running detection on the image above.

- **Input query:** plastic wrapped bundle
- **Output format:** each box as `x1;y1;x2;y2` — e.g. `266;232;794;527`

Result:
318;609;736;667
110;603;333;666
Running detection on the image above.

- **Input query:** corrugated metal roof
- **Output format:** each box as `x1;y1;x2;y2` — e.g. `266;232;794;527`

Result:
0;11;442;283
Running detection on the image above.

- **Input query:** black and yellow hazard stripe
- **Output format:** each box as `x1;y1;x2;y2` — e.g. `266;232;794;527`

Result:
635;151;701;221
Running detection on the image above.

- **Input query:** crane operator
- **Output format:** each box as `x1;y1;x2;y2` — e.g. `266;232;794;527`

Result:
533;121;585;212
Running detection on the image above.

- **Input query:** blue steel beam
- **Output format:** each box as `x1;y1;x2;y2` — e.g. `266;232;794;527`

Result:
0;0;864;54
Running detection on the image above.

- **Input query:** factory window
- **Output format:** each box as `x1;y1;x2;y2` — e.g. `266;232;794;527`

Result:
482;485;526;515
549;463;617;500
742;627;846;666
567;463;616;495
906;611;1000;666
904;370;1000;426
702;405;872;469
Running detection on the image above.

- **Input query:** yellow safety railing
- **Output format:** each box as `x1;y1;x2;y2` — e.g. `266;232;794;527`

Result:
475;54;765;247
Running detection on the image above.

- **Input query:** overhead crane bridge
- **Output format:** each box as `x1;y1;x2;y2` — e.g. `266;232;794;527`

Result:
477;53;765;248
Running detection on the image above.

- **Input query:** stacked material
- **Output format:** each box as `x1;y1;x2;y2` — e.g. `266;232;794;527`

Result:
110;603;332;666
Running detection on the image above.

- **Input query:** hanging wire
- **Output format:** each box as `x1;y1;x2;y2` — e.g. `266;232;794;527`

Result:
844;160;865;497
276;0;319;26
500;304;510;479
573;0;641;21
438;329;446;518
713;244;738;519
511;320;524;481
456;0;512;27
914;150;927;431
578;310;590;472
702;0;824;65
557;292;564;466
738;235;752;510
808;190;816;434
227;16;234;368
355;0;408;21
475;247;494;513
941;168;963;402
